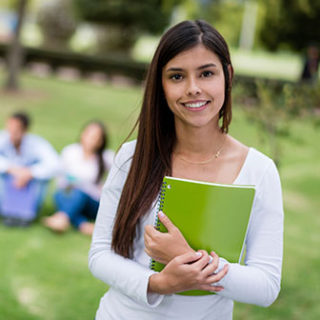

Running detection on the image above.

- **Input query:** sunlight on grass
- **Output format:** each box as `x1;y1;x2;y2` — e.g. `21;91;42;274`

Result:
283;190;311;212
15;284;46;318
231;48;302;81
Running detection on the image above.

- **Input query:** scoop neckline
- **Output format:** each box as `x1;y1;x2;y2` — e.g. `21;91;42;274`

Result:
232;147;253;185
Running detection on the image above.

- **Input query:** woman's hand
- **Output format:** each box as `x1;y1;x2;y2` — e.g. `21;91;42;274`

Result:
144;211;193;264
148;250;229;295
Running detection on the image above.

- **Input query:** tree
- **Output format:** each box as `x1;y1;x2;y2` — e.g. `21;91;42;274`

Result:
189;0;245;48
37;0;77;51
73;0;179;56
5;0;28;91
260;0;320;51
242;79;318;167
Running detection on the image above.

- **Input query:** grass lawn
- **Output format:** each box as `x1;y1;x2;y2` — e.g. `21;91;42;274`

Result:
0;71;319;319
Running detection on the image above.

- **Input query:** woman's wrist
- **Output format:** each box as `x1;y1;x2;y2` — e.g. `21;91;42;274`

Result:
162;247;194;265
148;273;167;294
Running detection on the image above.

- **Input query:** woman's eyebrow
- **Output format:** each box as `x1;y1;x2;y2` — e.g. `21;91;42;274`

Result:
165;67;183;72
165;63;217;73
198;63;217;70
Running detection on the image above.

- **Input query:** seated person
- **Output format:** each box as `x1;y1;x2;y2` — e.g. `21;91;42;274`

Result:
42;121;114;236
0;112;59;226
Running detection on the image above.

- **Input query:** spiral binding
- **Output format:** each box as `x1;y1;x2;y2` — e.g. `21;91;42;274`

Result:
150;180;167;270
156;181;167;229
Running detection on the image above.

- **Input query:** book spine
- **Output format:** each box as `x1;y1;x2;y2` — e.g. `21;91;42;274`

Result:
149;180;167;270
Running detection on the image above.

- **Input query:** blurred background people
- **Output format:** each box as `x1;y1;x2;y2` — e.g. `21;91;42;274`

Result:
300;44;319;84
43;120;114;236
0;111;59;226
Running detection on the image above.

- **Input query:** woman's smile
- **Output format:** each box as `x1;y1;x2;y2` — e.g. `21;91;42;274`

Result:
181;100;211;111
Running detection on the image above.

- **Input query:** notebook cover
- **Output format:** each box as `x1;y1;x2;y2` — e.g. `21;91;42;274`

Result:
150;176;255;296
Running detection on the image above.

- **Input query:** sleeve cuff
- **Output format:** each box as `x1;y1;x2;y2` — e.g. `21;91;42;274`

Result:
145;272;164;307
212;257;230;287
146;292;164;307
0;162;9;173
30;166;52;180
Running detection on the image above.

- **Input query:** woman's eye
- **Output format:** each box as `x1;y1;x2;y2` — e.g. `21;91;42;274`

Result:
170;74;183;81
201;71;213;78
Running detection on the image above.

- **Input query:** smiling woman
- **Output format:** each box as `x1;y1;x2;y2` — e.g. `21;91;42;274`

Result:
162;46;228;141
89;20;284;320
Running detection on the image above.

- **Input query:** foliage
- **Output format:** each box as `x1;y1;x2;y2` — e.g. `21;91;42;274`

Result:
243;80;289;166
186;0;244;47
73;0;181;56
0;0;41;12
260;0;320;51
73;0;177;34
93;24;140;57
36;0;77;51
284;82;320;113
240;79;320;166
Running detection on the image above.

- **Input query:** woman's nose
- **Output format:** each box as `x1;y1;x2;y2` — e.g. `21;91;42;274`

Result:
185;78;201;96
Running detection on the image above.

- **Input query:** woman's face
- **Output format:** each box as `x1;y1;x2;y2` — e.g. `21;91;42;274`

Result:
81;124;104;153
162;44;226;131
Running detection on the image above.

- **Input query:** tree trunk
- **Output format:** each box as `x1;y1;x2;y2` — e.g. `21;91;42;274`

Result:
239;0;258;50
5;0;28;91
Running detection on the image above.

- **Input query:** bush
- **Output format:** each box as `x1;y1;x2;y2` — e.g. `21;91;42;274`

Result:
237;79;320;166
37;0;77;51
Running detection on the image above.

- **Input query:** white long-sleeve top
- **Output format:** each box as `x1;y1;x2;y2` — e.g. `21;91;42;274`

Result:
56;143;115;201
0;130;59;180
89;140;284;320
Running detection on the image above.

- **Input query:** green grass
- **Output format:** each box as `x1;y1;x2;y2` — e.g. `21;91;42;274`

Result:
0;71;320;319
0;71;142;151
0;225;108;320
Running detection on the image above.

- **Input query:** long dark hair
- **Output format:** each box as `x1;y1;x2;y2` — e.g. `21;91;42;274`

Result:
81;120;108;183
112;20;234;258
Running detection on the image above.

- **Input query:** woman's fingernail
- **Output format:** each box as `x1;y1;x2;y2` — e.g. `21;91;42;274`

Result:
208;256;213;264
158;211;164;217
195;252;202;257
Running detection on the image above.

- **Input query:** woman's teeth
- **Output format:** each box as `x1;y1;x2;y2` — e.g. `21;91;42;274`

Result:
184;101;208;108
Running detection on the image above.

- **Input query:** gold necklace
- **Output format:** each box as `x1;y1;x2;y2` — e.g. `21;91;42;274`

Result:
175;134;226;165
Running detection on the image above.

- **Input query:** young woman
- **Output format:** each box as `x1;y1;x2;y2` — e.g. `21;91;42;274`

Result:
43;121;114;236
89;20;283;319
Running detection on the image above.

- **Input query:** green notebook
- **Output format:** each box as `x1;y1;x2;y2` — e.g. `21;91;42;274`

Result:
150;176;256;296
